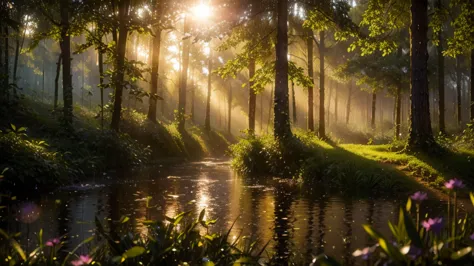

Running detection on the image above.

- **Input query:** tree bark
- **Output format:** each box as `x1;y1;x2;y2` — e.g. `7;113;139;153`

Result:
437;19;445;133
110;0;130;131
334;82;338;124
371;92;376;131
327;80;332;128
307;29;314;131
4;25;9;98
248;58;256;133
291;81;297;124
191;69;195;123
274;0;292;140
98;48;104;129
60;0;73;128
318;31;325;138
456;56;462;126
346;81;352;125
204;43;212;132
177;17;191;132
395;86;402;139
471;50;474;121
228;82;232;134
147;27;162;122
267;85;274;133
54;54;62;110
408;0;434;150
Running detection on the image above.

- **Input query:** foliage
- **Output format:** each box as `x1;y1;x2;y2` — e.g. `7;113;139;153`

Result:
0;209;266;265
318;188;474;265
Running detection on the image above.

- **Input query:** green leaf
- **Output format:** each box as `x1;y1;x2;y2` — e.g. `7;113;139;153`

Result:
10;124;16;131
470;192;474;207
401;207;423;248
199;209;206;222
11;239;26;261
120;216;130;223
406;198;412;212
122;246;145;259
451;247;472;260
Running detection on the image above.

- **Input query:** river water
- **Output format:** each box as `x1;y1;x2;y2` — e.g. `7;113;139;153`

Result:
3;159;448;265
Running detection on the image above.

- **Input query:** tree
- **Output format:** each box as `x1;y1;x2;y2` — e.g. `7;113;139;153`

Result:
60;0;73;128
408;0;434;149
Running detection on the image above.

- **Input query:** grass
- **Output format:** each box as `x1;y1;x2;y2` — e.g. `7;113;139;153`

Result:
230;129;474;194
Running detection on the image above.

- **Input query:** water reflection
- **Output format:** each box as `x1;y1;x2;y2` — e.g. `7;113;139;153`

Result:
2;160;446;265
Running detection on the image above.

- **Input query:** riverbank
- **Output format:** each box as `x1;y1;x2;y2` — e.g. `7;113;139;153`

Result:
230;130;474;194
0;98;233;191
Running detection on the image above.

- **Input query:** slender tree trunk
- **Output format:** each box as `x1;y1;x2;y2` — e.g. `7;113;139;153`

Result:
437;24;445;133
456;57;462;126
408;0;434;149
346;81;352;125
318;31;325;138
248;58;256;133
0;26;3;98
110;0;130;131
13;21;20;89
395;86;402;139
147;27;162;122
191;69;196;123
177;17;191;132
334;83;338;124
291;81;297;124
54;54;62;110
4;25;9;98
267;85;274;133
371;92;376;131
307;30;314;131
204;43;212;132
274;0;292;140
471;50;474;121
98;48;104;129
42;42;45;102
60;0;73;128
228;82;232;134
327;80;332;128
260;90;264;132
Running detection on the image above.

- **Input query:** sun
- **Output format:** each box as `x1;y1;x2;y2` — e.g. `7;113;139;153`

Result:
192;3;213;20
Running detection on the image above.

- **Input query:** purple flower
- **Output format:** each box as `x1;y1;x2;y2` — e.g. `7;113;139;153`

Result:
353;247;373;260
45;238;60;247
444;179;465;190
422;217;443;234
410;191;428;203
470;233;474;241
71;255;92;266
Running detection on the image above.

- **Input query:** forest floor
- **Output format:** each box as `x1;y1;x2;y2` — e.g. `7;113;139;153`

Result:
230;130;474;196
0;97;234;191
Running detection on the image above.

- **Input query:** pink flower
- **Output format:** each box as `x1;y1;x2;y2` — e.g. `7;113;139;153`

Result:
444;179;465;190
71;255;92;266
422;217;443;234
45;238;60;247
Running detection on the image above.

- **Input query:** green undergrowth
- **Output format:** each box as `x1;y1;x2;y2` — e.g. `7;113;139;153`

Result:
231;129;474;193
0;98;234;191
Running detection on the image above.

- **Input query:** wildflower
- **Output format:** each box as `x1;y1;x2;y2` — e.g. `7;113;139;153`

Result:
45;238;60;247
444;179;465;190
353;246;374;260
410;191;428;203
422;217;443;234
71;255;92;266
470;233;474;241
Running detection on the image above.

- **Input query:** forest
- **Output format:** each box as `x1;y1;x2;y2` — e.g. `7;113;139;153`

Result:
0;0;474;265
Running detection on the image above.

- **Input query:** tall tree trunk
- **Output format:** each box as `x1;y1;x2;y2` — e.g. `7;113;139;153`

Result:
346;81;352;125
291;81;297;124
4;25;9;98
267;85;274;133
60;0;73;128
178;17;191;132
437;21;445;133
204;43;212;132
307;29;314;131
110;0;130;131
248;58;256;133
12;7;21;89
471;50;474;121
371;92;376;131
191;69;195;123
260;90;264;131
54;54;62;110
395;86;402;139
456;57;462;126
274;0;291;140
228;82;232;134
327;80;332;128
334;83;338;124
98;48;104;129
147;27;162;122
42;42;45;102
318;31;325;138
408;0;434;149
